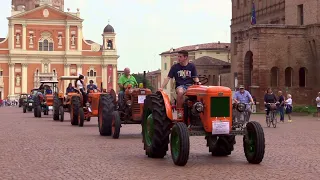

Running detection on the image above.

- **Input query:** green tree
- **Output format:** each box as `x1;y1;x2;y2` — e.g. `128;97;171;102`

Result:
132;73;154;91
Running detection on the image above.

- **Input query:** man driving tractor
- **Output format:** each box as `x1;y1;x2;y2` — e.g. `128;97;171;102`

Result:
118;68;138;107
159;50;200;118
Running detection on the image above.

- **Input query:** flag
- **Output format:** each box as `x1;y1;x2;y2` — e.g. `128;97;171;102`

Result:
251;1;256;25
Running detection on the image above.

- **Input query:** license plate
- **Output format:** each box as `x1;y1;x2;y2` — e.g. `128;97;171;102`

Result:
140;90;145;94
138;95;146;104
48;106;53;110
212;121;230;135
29;103;32;106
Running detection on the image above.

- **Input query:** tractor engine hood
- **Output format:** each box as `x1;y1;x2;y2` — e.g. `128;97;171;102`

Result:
185;85;232;96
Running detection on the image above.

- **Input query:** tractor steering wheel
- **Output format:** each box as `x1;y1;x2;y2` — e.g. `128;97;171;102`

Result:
123;80;136;89
194;76;209;85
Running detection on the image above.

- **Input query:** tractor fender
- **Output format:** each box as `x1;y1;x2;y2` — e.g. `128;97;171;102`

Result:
157;91;173;120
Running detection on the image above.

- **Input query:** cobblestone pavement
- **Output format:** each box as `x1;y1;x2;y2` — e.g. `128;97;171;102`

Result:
0;107;319;180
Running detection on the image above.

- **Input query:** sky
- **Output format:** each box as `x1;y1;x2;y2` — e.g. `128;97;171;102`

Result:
0;0;232;73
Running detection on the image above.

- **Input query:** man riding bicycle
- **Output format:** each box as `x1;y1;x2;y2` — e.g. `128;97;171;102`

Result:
118;67;138;107
233;85;255;120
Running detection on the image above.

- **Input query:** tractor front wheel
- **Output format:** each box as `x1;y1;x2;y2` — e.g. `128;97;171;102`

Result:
98;94;115;136
142;93;171;158
111;111;121;139
59;106;64;122
78;108;84;127
70;96;80;126
243;121;265;164
170;122;190;166
53;97;60;120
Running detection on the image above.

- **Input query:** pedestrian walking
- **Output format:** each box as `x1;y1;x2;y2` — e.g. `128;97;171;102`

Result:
278;91;285;122
285;94;293;122
316;92;320;121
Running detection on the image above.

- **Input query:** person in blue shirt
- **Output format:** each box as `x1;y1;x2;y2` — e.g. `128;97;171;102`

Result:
233;85;255;118
66;83;75;95
87;80;98;93
45;86;53;94
159;50;200;108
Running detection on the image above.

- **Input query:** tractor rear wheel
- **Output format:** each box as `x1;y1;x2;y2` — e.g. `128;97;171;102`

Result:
209;135;236;156
170;122;190;166
23;106;26;113
243;121;265;164
53;97;60;120
70;96;80;126
98;94;114;136
33;96;40;118
111;111;121;139
142;93;171;158
59;106;64;122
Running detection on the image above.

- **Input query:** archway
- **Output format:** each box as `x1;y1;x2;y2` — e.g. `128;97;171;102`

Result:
244;51;253;90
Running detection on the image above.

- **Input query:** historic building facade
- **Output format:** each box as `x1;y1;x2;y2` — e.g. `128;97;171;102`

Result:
0;0;119;100
160;42;231;100
231;0;320;106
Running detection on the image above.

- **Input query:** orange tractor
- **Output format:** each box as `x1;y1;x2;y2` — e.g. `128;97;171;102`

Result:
53;76;112;127
141;77;265;166
33;80;58;118
98;71;152;139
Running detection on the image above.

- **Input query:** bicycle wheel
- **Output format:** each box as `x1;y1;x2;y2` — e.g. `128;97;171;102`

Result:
266;115;271;127
271;111;277;128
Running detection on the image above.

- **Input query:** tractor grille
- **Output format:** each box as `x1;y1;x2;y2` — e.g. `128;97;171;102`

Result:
132;95;140;114
210;97;230;117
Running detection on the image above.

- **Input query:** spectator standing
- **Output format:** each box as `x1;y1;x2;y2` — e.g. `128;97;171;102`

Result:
316;92;320;121
285;94;293;122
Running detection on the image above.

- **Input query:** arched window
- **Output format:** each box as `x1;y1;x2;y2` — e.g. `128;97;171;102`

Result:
38;32;54;51
299;67;307;87
285;67;293;87
87;68;97;77
270;67;279;87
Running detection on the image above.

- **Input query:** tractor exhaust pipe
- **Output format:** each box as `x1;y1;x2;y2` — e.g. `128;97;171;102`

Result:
143;71;146;88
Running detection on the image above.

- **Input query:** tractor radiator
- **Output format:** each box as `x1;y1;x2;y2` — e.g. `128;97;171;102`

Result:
132;95;140;114
210;97;230;117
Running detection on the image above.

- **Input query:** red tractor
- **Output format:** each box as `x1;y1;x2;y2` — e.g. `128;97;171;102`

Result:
98;71;152;138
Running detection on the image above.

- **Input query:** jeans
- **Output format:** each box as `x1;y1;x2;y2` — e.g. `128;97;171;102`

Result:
118;91;124;108
278;106;284;121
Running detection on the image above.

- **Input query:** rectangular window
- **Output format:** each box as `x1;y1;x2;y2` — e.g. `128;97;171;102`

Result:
39;42;43;51
49;43;53;51
0;71;3;76
298;4;304;25
237;0;240;9
94;72;97;76
164;63;167;70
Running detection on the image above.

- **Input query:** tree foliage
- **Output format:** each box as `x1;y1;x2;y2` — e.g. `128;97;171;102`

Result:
132;73;154;91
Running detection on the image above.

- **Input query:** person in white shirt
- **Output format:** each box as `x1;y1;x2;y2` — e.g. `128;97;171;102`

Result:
316;92;320;120
74;74;88;107
285;94;293;122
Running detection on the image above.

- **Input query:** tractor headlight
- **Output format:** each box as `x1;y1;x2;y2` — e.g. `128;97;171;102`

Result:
127;100;132;106
193;102;204;113
237;103;246;112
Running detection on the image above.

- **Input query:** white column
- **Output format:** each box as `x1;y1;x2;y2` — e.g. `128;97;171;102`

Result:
77;64;82;75
65;25;70;51
8;63;15;98
101;64;107;89
21;63;28;93
64;64;70;92
77;25;82;51
8;23;14;49
22;24;26;50
112;64;117;90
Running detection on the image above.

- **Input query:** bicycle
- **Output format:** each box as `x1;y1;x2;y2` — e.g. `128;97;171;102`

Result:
265;102;279;128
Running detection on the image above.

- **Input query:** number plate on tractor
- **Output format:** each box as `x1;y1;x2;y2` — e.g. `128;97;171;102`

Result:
212;121;230;135
48;106;53;110
138;95;146;104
